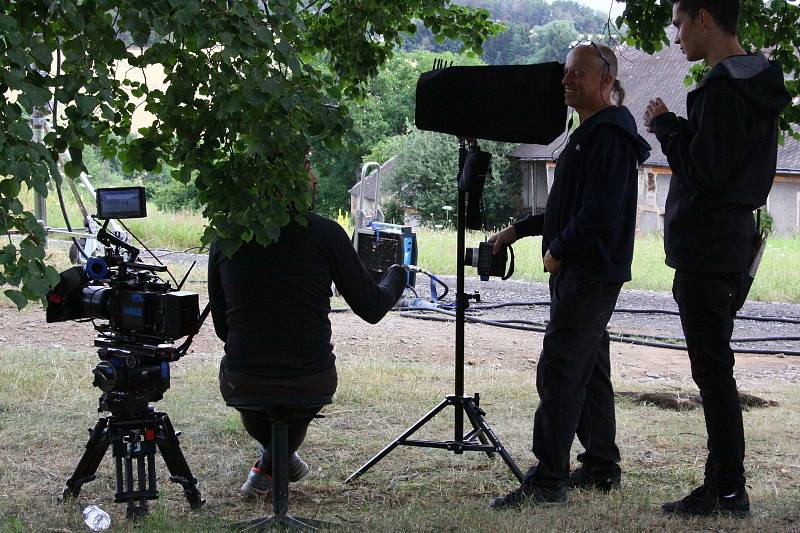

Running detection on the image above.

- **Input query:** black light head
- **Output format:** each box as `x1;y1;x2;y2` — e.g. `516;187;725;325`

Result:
415;62;567;145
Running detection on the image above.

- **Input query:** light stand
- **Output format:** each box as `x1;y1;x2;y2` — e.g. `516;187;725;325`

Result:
345;138;523;484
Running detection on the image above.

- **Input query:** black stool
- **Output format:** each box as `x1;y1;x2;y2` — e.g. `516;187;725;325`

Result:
228;396;335;532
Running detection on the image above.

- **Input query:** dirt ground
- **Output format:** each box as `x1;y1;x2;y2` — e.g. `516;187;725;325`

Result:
2;297;797;393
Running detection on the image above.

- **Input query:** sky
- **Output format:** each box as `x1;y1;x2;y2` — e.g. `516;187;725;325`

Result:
573;0;625;19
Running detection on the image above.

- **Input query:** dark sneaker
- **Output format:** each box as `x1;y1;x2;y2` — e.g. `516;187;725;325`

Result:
240;453;310;499
661;483;750;518
241;465;271;499
568;465;621;492
490;483;567;510
287;452;310;482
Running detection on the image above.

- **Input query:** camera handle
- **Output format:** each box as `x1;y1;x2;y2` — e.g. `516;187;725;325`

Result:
501;244;515;281
97;219;140;263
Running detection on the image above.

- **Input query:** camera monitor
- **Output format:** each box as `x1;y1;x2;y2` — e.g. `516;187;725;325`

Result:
96;187;147;219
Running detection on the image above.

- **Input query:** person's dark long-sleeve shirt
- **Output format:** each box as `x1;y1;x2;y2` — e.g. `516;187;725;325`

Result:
651;53;790;273
208;213;406;378
513;105;651;283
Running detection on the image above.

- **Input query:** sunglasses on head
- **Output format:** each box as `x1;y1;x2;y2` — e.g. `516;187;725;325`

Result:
569;40;611;72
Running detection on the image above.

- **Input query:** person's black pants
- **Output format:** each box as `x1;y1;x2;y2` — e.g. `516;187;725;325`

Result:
219;363;337;471
673;270;746;493
238;407;321;471
526;274;622;490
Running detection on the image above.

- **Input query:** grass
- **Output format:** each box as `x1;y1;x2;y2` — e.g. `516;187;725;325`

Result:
0;333;798;532
14;183;800;303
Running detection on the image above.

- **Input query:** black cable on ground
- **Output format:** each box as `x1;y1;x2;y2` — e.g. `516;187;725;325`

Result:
469;300;800;325
396;307;800;357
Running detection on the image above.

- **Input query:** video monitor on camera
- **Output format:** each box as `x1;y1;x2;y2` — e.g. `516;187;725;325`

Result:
96;187;147;219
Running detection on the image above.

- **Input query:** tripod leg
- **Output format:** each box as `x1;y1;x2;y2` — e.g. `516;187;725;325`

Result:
154;412;205;509
345;398;451;483
461;401;494;457
62;417;111;502
462;399;523;482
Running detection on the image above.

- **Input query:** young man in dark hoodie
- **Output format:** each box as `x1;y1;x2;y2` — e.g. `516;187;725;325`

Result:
208;154;406;499
644;0;790;518
489;43;650;509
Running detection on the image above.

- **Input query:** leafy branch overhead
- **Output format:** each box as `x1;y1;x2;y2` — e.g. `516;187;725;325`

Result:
0;0;500;309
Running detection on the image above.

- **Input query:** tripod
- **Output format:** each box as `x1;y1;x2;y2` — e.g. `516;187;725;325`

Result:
346;139;523;484
62;406;204;518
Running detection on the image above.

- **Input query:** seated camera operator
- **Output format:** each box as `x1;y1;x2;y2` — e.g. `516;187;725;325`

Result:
208;153;406;498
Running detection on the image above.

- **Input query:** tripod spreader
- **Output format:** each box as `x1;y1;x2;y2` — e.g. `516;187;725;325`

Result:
62;409;204;518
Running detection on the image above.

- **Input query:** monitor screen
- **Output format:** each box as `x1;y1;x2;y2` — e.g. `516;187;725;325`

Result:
96;187;147;219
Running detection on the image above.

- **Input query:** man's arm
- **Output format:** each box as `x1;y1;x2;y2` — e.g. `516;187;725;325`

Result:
650;81;750;194
328;223;405;324
207;243;229;342
548;128;635;261
488;213;543;256
513;213;545;238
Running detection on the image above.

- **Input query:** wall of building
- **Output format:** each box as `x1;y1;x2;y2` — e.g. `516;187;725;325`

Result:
504;161;800;235
767;178;800;234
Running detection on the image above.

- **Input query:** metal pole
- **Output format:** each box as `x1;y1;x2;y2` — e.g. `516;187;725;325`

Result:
454;139;467;443
354;162;380;254
31;107;48;248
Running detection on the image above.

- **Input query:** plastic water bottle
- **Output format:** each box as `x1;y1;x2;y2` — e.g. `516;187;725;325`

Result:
82;505;111;531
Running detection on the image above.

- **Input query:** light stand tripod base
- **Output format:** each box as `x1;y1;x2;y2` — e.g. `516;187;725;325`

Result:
346;140;522;486
345;395;523;484
233;512;335;532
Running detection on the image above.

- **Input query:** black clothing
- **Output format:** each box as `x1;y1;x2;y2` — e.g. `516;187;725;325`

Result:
514;106;650;283
672;270;747;493
238;406;322;473
208;212;406;380
651;53;789;495
526;274;622;490
651;54;791;273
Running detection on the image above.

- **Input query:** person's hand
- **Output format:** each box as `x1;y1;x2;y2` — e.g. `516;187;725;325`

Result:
644;98;668;133
543;249;561;274
488;225;518;255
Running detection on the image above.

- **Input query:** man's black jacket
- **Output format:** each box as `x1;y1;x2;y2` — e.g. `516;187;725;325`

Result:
651;53;790;273
513;105;651;283
208;213;406;378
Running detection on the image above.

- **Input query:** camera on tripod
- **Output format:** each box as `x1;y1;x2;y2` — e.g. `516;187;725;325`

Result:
48;186;204;517
46;186;199;413
464;241;513;281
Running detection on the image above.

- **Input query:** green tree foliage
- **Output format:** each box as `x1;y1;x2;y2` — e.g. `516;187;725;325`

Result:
528;20;580;64
403;0;606;64
387;129;521;229
0;0;500;308
313;50;482;216
618;0;800;137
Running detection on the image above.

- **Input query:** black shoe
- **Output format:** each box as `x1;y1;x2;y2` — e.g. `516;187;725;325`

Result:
490;483;567;510
661;483;750;518
568;465;621;492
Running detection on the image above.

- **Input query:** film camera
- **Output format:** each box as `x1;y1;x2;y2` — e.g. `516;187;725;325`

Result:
465;241;514;281
49;186;204;517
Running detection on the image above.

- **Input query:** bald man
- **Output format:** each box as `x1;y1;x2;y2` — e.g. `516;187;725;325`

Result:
489;43;650;509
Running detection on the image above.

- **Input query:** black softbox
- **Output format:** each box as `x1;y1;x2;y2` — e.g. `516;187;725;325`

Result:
415;62;567;145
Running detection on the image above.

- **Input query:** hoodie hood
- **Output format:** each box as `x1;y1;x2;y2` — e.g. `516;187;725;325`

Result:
585;105;652;165
704;53;791;120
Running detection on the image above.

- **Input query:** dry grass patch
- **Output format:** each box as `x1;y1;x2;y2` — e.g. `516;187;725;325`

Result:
1;343;799;532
